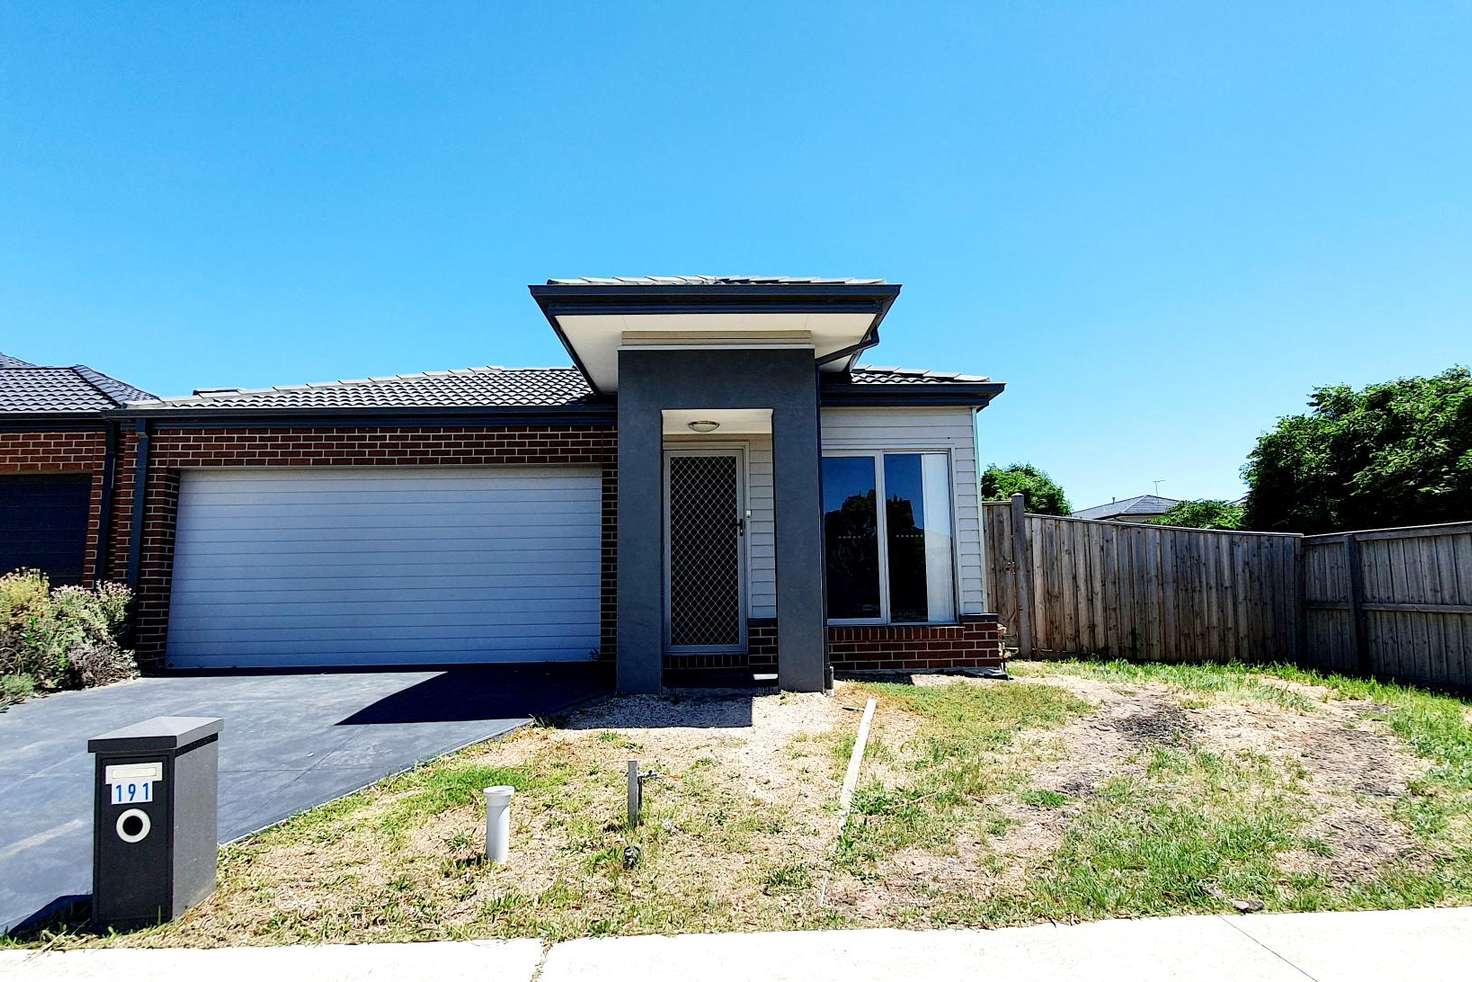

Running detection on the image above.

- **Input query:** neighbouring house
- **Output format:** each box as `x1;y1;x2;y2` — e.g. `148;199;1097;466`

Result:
0;353;155;585
1071;493;1181;524
1;278;1009;693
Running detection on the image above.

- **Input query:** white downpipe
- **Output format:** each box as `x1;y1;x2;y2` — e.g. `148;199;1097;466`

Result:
484;785;515;864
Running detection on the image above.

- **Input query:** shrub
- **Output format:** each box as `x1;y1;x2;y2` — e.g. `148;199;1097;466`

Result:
0;571;136;699
1153;499;1245;530
981;463;1073;515
1;672;35;708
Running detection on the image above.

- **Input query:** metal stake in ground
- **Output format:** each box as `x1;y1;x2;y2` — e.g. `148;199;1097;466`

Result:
627;759;641;827
627;759;659;828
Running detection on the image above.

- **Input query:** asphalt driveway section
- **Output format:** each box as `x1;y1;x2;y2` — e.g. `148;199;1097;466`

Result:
0;663;609;933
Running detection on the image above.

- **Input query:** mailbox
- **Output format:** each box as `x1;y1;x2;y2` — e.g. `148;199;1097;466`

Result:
87;716;222;929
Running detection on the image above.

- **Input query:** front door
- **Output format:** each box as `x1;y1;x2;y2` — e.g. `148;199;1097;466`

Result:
664;449;746;653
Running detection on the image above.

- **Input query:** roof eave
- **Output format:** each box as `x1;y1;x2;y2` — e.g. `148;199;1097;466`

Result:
529;282;903;395
819;380;1006;408
0;411;110;431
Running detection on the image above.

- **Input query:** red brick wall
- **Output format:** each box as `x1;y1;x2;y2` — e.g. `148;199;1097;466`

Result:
108;424;618;667
827;615;1005;672
667;615;1005;681
0;428;109;585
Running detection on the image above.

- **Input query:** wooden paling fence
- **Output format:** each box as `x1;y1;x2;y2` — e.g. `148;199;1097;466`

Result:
983;495;1472;691
1301;522;1472;689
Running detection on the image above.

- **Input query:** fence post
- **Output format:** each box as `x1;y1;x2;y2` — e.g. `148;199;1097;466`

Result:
1292;535;1306;666
1343;533;1371;677
1009;494;1035;659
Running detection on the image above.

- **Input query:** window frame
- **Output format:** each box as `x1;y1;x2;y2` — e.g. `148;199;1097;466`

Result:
821;449;959;627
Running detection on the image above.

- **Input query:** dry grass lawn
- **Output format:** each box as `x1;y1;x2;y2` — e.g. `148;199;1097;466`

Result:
17;660;1472;948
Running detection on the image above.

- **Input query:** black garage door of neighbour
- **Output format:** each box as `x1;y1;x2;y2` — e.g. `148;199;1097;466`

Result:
0;474;92;585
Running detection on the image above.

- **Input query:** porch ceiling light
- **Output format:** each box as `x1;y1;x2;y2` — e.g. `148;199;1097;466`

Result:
687;420;721;433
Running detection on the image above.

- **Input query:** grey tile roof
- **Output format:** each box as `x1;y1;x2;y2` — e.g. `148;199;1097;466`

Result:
1071;494;1182;521
0;352;37;369
545;275;887;287
0;362;157;414
130;366;599;411
125;362;992;414
846;365;992;384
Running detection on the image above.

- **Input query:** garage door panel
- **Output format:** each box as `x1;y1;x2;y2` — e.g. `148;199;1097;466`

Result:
177;524;600;545
169;604;600;630
168;619;599;643
177;502;599;525
182;488;602;508
172;636;598;658
168;540;601;563
170;556;602;579
166;467;603;668
178;469;597;491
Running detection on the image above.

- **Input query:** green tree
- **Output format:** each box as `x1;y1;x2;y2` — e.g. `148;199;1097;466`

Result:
1154;499;1245;530
981;463;1072;516
1242;367;1472;533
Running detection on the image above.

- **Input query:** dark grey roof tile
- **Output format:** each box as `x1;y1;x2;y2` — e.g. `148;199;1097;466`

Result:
0;364;157;414
133;366;597;411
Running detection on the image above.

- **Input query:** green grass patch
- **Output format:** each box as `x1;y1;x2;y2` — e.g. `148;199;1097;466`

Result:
964;747;1310;924
1021;788;1068;808
370;761;572;842
837;681;1091;871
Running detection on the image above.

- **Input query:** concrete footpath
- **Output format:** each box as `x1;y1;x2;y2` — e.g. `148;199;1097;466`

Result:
1;907;1468;981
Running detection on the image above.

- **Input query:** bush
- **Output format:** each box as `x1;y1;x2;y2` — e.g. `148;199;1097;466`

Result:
1;672;35;708
981;463;1073;516
0;571;136;700
1153;499;1245;530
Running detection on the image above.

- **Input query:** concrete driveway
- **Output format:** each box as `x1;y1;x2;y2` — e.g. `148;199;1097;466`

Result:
0;664;610;933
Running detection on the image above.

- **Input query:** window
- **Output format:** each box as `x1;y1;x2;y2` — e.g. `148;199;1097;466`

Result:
821;452;955;624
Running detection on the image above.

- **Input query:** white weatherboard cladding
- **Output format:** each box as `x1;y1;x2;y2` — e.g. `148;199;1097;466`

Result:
165;467;602;668
820;407;984;616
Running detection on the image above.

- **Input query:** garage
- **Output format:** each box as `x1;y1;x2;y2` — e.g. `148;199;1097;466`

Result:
0;474;93;585
165;466;603;668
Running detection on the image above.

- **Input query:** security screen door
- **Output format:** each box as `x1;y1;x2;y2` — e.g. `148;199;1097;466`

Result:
665;450;745;651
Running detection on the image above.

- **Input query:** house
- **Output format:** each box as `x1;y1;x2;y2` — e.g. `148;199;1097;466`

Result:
1071;493;1181;524
0;353;155;585
1;278;1008;693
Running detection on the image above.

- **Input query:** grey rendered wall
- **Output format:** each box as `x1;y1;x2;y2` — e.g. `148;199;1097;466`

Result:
617;348;824;693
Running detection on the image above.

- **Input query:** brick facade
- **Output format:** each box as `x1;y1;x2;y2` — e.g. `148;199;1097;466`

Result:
0;428;110;585
667;614;1005;680
83;419;1003;680
826;614;1005;672
106;424;618;668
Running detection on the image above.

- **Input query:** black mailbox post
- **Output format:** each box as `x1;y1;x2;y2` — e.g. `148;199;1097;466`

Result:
87;716;222;929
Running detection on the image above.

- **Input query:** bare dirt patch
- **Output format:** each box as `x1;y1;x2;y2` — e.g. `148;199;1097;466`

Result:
869;669;1439;911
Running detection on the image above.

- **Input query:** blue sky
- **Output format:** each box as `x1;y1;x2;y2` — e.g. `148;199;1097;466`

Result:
3;3;1469;510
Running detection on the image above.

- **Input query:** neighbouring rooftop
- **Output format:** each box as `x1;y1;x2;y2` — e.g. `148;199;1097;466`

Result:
1071;493;1182;521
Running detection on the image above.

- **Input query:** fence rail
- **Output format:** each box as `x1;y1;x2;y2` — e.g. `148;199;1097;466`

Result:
984;499;1472;691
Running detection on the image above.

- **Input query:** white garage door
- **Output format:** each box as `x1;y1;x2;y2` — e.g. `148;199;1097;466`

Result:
165;467;603;668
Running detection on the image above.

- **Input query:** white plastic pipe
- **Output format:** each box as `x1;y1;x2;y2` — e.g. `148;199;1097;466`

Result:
484;785;515;864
